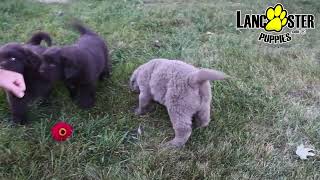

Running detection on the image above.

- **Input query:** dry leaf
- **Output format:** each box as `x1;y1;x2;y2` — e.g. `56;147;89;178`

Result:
296;144;315;160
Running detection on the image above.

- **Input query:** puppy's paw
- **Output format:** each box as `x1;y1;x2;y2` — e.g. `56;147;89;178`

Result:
78;102;95;109
134;106;155;116
77;96;95;109
134;108;145;116
12;117;28;125
160;140;185;149
99;71;108;81
131;87;140;93
38;98;53;107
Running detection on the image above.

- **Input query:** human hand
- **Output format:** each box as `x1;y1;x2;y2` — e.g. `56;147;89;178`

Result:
0;69;26;98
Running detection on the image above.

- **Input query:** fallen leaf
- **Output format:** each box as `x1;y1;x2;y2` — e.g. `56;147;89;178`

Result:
296;144;315;160
206;32;214;35
137;125;143;135
153;40;161;48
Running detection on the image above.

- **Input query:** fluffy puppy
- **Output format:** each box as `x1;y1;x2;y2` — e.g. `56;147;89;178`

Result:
40;22;109;109
0;32;53;124
130;59;226;148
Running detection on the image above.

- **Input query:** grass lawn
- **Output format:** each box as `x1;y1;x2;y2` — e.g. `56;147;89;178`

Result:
0;0;320;179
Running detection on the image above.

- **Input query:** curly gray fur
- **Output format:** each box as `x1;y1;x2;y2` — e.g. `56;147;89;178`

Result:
130;59;226;148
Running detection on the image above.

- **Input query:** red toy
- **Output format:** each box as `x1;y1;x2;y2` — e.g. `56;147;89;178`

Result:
51;122;73;141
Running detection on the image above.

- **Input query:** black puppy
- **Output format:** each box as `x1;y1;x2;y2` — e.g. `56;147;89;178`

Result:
0;32;53;124
40;22;110;109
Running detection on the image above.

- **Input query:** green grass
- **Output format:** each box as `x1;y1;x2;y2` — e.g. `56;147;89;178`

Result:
0;0;320;179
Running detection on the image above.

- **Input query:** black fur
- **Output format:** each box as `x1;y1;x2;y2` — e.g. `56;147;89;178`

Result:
0;32;53;124
40;21;110;109
26;32;52;46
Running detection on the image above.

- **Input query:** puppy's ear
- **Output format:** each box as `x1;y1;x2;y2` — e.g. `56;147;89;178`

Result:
9;45;41;68
6;47;25;60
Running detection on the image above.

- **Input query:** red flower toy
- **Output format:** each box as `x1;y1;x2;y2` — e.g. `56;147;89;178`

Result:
51;122;73;141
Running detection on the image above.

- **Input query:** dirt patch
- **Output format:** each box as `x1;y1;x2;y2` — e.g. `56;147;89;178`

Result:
287;85;320;102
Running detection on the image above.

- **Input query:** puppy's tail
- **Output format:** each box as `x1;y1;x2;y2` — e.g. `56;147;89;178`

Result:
70;20;96;35
189;69;226;85
26;32;52;46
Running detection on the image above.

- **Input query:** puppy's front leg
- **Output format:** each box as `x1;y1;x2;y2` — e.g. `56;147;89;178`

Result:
135;91;152;115
7;93;30;125
39;84;54;106
76;84;96;109
66;83;77;100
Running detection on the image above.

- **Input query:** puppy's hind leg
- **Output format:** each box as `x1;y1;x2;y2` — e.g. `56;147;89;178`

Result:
99;53;111;81
163;110;192;148
194;105;211;128
135;90;152;115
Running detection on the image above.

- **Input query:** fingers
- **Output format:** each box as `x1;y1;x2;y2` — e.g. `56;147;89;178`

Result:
11;72;26;98
0;70;26;98
14;74;26;92
8;83;25;98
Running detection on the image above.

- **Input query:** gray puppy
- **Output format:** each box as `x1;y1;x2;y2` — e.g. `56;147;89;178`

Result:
130;59;226;148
